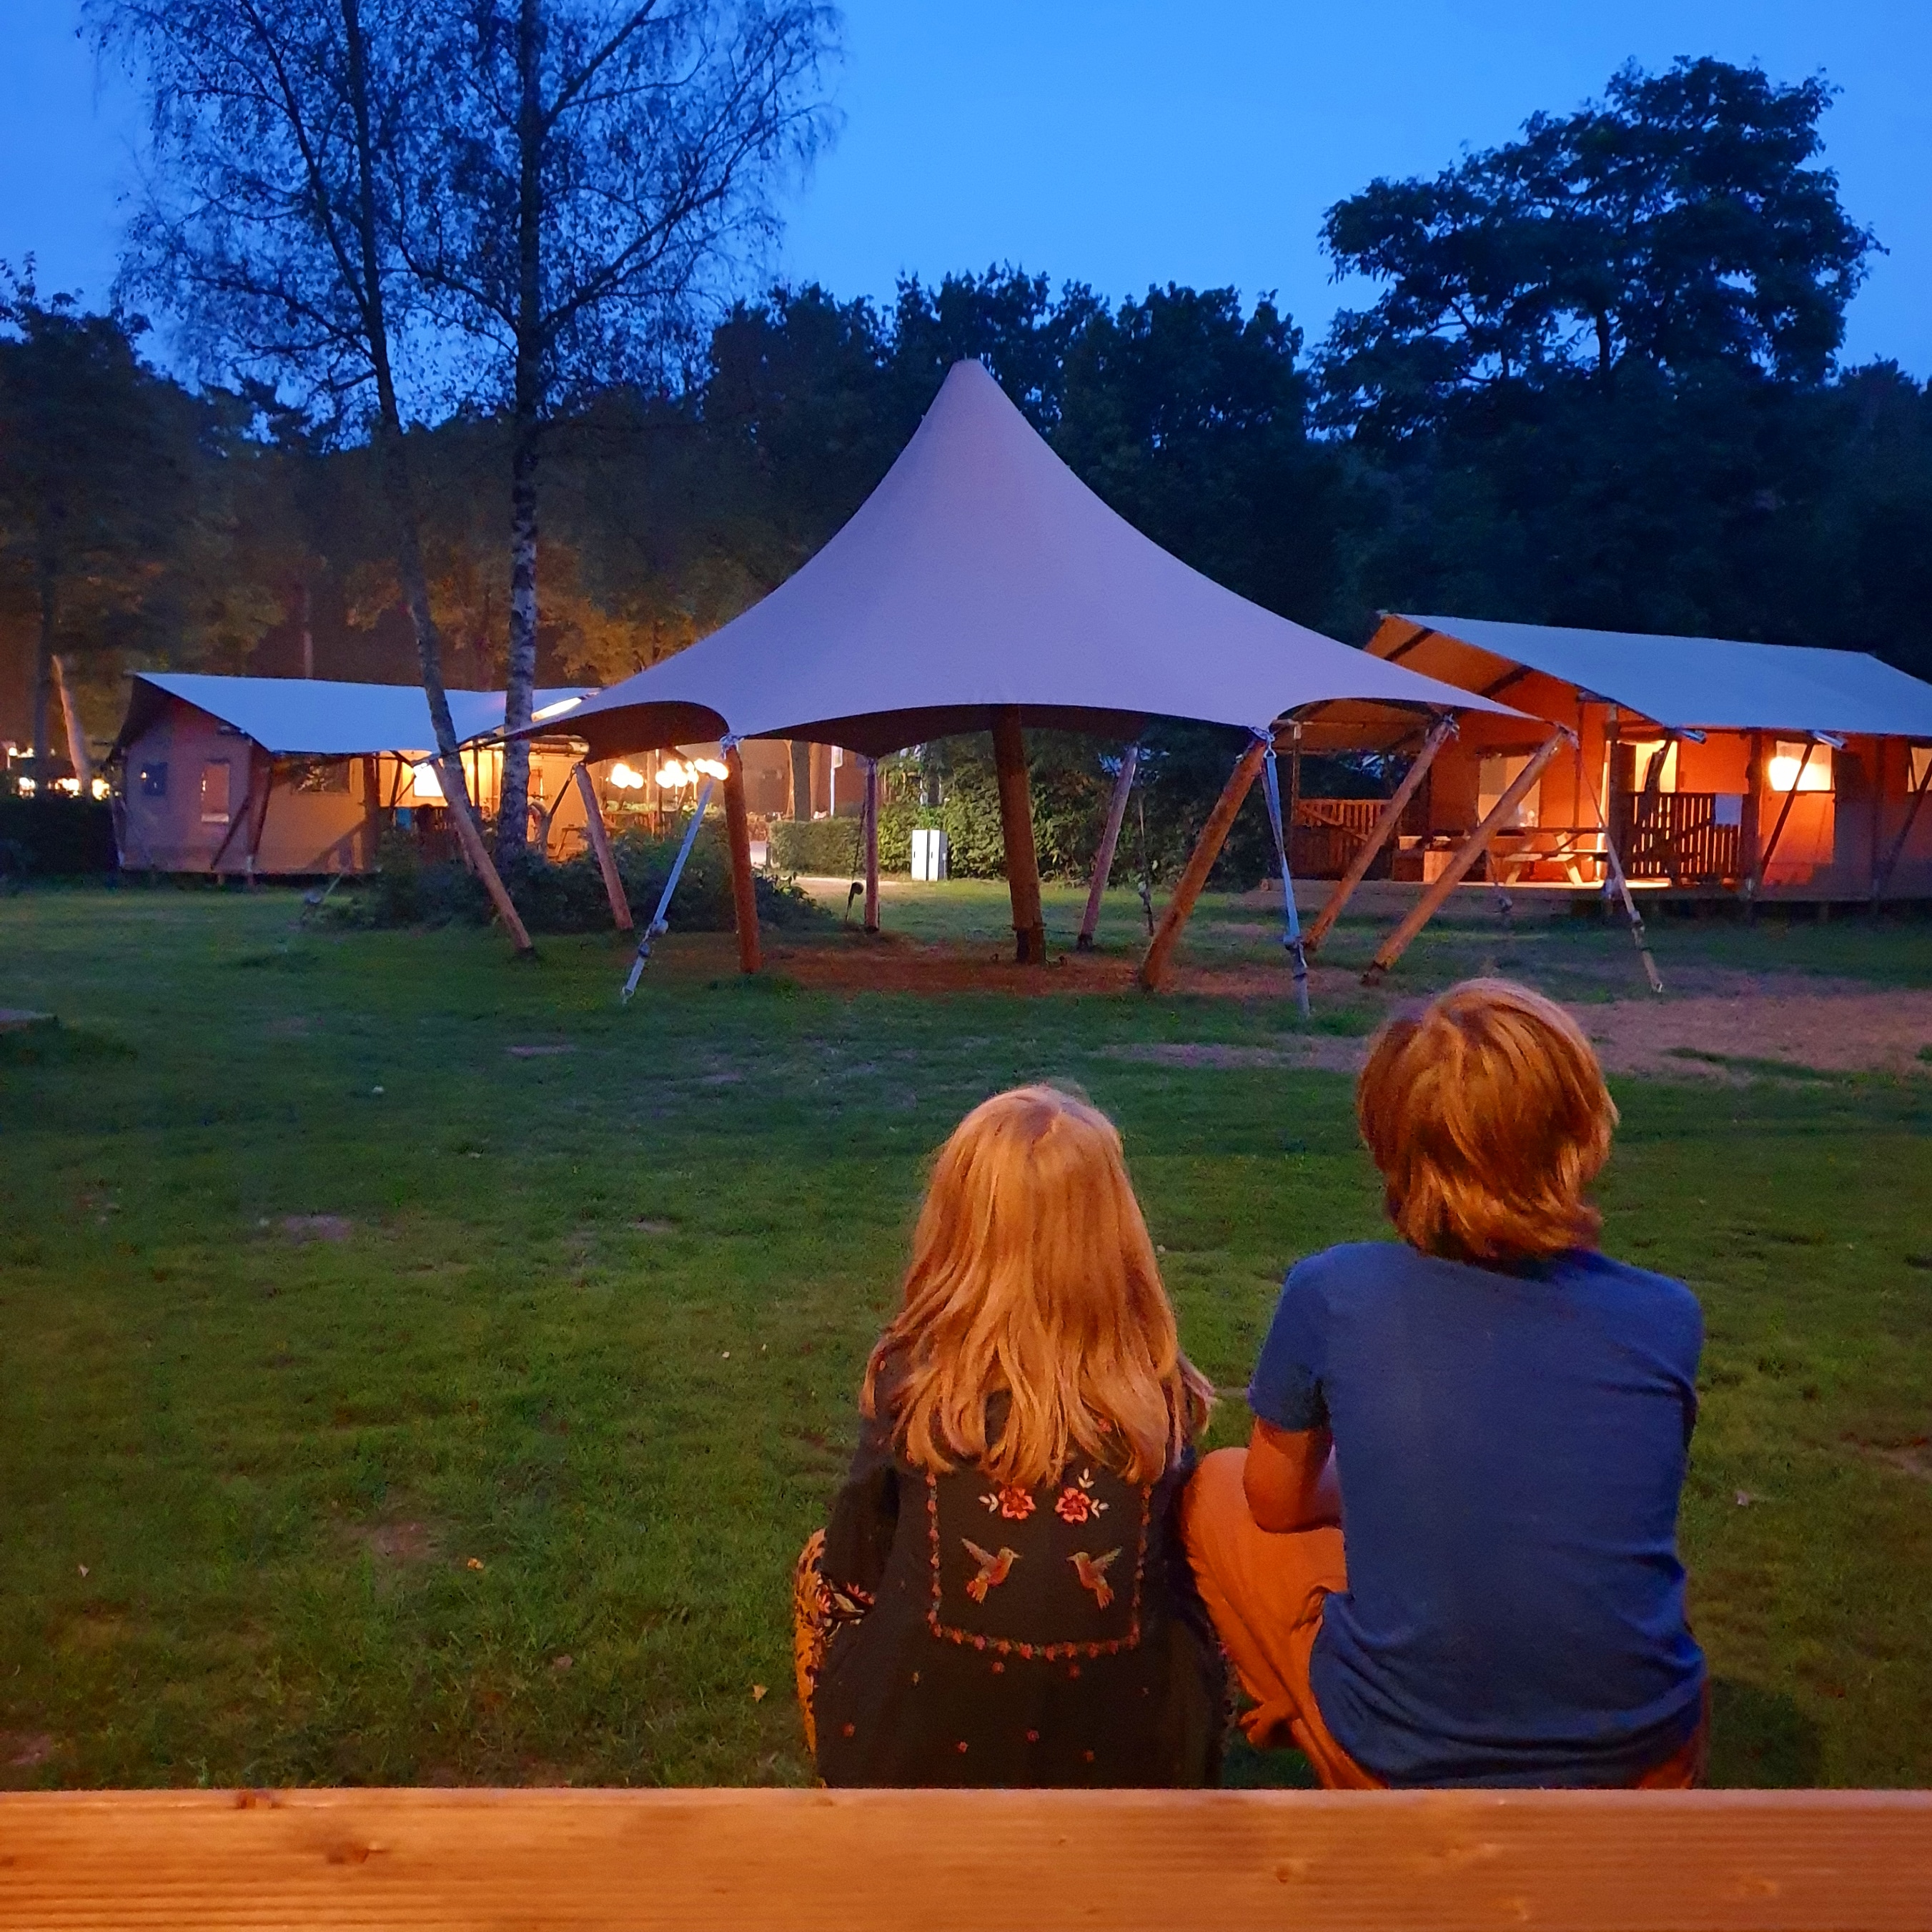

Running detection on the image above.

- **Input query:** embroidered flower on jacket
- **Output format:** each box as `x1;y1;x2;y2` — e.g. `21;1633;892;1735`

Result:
981;1483;1036;1520
1054;1470;1109;1524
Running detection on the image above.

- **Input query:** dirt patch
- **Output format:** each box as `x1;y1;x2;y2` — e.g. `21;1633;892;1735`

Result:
1099;1038;1367;1074
507;1044;576;1059
632;1219;677;1234
353;1519;440;1567
1579;986;1932;1079
1849;1439;1932;1483
282;1214;354;1243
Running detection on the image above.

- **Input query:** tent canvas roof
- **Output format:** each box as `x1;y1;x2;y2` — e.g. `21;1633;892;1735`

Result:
1374;614;1932;739
557;361;1527;761
112;674;595;761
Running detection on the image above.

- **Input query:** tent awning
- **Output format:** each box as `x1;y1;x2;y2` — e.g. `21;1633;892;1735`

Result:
1371;614;1932;739
553;361;1530;761
111;675;595;761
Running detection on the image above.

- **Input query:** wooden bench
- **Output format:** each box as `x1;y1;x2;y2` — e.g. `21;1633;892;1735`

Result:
4;1788;1930;1930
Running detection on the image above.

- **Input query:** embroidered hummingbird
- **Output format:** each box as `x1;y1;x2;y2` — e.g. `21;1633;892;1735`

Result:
961;1539;1021;1602
1069;1547;1121;1610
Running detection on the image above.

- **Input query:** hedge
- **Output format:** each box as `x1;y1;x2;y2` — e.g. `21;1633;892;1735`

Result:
0;796;118;879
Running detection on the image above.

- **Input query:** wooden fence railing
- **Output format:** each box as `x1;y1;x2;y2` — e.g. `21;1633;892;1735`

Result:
1292;796;1427;879
3;1787;1929;1932
1613;793;1744;884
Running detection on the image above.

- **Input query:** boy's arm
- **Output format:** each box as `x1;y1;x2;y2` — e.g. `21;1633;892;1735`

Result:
1244;1417;1340;1532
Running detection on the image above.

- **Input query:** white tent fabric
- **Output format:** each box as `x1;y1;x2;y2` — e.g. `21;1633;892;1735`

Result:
112;674;595;760
1377;614;1932;738
558;361;1526;761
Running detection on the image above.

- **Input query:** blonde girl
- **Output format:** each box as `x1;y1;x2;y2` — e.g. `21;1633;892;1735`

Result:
793;1084;1224;1787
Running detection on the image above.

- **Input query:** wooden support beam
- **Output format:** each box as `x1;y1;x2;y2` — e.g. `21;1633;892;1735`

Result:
1871;744;1932;906
1078;744;1139;951
1748;735;1820;899
1138;736;1269;992
3;1786;1928;1932
1302;716;1453;955
1362;728;1568;986
723;744;762;975
573;762;633;932
437;756;535;953
991;705;1045;963
862;756;881;933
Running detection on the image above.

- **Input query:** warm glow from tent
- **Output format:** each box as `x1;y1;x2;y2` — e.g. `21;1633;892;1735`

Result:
409;762;445;802
532;695;583;722
608;761;646;790
1768;740;1832;793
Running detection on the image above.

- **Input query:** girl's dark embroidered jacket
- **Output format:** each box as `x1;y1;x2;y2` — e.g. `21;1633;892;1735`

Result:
812;1394;1224;1787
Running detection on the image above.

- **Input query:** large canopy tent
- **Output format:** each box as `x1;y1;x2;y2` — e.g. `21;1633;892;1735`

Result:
556;360;1530;984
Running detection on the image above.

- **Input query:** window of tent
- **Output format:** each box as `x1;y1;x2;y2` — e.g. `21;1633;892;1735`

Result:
138;762;167;798
1626;738;1678;792
1912;745;1931;791
199;761;232;823
1768;740;1833;793
408;761;445;803
1477;753;1542;828
287;756;350;795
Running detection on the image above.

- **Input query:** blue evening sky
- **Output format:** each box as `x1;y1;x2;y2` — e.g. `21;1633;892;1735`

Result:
4;0;1928;373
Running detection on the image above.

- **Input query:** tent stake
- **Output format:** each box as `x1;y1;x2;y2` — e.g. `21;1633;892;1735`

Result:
573;762;633;932
1079;745;1139;951
1139;736;1269;992
1302;715;1455;955
1362;728;1568;986
992;705;1046;963
723;743;763;975
862;756;881;933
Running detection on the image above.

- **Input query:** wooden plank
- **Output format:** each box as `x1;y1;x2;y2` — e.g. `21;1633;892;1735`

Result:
1362;728;1568;985
1871;743;1932;905
991;705;1046;963
1138;736;1268;992
2;1789;1928;1932
432;757;535;953
723;745;762;975
1302;716;1453;954
572;763;633;932
1079;743;1139;950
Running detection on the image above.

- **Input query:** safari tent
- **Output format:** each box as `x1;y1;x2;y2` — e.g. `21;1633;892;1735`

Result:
107;673;598;876
551;360;1530;984
1364;615;1932;902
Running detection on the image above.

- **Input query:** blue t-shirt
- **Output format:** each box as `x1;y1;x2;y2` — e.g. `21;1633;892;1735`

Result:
1248;1241;1707;1787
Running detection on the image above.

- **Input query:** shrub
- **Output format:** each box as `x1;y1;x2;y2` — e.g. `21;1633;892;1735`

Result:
0;796;118;879
336;822;823;935
768;814;866;876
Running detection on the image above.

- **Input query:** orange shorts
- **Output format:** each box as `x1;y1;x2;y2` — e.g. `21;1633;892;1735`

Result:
1179;1447;1707;1790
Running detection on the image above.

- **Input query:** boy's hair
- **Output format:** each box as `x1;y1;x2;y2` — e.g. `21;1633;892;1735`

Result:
1357;978;1618;1263
863;1085;1212;1487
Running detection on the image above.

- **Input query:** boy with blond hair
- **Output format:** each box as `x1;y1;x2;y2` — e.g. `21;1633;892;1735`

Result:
1184;978;1709;1788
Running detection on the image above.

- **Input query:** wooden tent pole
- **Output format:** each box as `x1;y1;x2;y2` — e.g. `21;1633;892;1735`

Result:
992;705;1046;963
1747;736;1820;900
573;762;633;932
436;755;535;953
1362;728;1568;985
1078;744;1139;951
863;756;881;933
1138;735;1269;993
1302;716;1454;955
723;743;762;975
1871;745;1932;906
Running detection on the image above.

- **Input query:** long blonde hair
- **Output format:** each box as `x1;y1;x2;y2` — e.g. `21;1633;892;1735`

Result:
861;1085;1212;1487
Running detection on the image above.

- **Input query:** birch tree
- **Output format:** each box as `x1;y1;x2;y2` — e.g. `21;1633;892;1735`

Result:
409;0;837;861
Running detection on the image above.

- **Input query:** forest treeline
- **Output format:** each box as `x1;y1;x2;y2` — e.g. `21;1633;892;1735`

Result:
4;54;1930;769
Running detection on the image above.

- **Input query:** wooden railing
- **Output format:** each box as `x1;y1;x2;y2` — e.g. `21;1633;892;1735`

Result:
1292;795;1427;880
2;1788;1928;1931
1614;793;1743;884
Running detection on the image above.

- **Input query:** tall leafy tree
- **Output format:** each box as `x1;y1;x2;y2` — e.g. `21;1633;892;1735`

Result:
405;0;838;861
1319;58;1878;440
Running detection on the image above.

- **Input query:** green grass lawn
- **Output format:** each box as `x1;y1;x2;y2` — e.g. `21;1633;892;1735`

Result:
2;881;1929;1789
